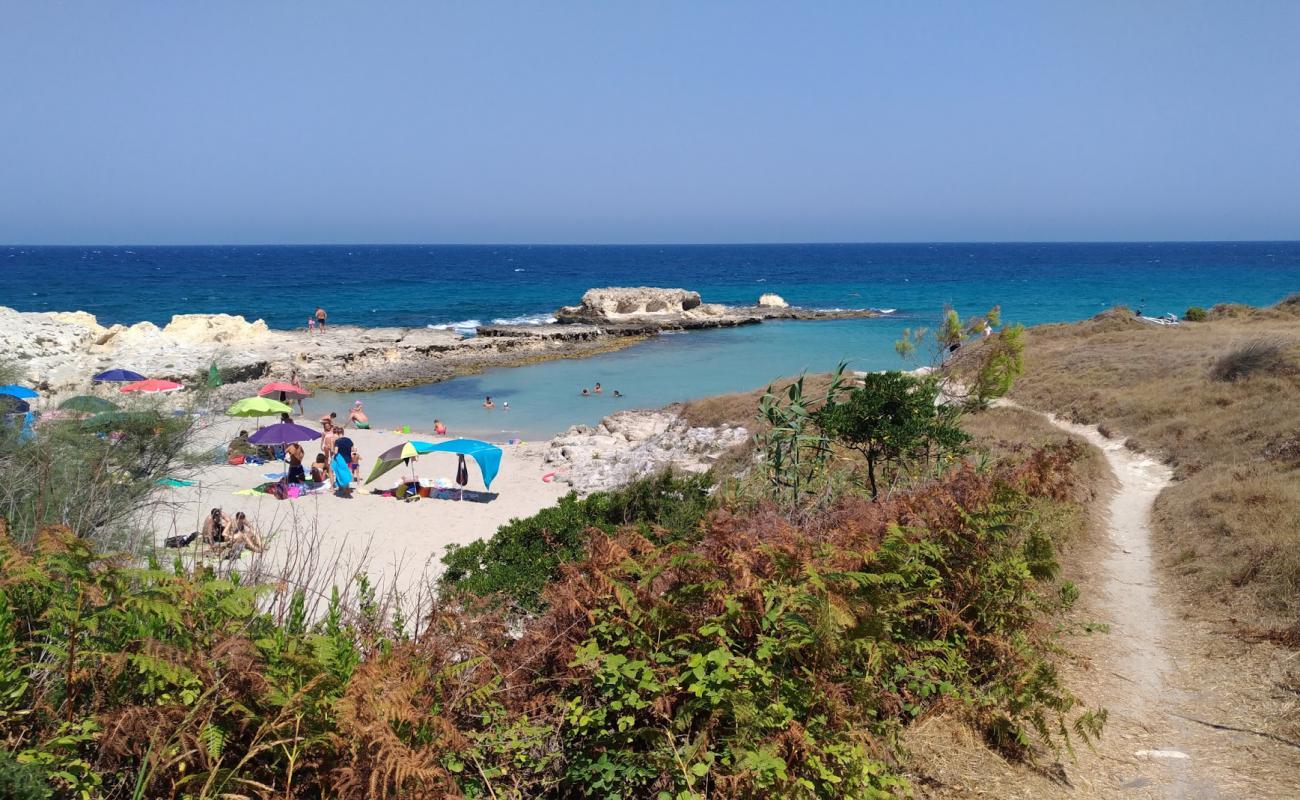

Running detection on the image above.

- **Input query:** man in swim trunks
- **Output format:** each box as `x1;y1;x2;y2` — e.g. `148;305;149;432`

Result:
315;306;327;331
349;401;370;429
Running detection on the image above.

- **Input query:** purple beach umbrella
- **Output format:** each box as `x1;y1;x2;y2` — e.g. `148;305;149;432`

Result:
247;422;322;445
93;368;147;383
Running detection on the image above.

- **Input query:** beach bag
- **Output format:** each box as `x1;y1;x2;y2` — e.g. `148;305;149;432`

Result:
228;454;246;465
164;531;198;548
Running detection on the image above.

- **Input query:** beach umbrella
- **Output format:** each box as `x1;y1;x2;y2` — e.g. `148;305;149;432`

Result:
248;422;321;445
0;385;39;400
259;382;310;402
364;440;438;485
227;396;293;418
208;362;222;389
419;439;503;490
0;396;31;414
93;368;147;383
120;378;184;394
59;395;119;414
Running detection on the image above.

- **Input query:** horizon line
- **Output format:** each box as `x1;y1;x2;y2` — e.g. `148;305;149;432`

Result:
5;239;1300;248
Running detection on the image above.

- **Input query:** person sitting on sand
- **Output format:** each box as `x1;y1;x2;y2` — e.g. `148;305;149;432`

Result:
311;453;331;483
285;442;306;483
349;400;370;429
594;382;602;394
227;430;255;461
201;507;232;545
483;396;495;409
315;306;327;331
434;419;447;436
227;511;267;554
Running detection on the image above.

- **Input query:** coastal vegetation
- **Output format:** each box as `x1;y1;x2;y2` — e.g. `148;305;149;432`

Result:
0;318;1115;797
1009;297;1300;624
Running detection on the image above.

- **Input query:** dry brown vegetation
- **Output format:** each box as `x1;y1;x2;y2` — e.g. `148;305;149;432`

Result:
1009;297;1300;623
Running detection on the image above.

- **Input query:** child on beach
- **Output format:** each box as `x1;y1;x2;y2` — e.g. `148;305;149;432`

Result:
308;318;315;334
434;419;447;435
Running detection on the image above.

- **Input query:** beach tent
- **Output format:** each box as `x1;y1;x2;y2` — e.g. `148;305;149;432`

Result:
422;439;503;490
93;368;147;383
0;385;39;400
59;395;119;414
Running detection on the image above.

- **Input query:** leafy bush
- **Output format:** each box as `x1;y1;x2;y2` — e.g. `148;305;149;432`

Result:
814;371;968;499
754;364;847;507
0;751;52;800
439;470;715;612
1184;306;1208;322
971;323;1026;407
1208;337;1290;382
0;438;1098;798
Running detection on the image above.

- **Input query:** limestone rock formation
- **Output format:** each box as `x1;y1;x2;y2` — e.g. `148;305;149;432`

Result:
557;287;711;322
545;408;749;494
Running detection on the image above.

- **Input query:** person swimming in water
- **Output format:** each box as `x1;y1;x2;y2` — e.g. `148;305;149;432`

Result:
483;396;495;409
613;389;623;398
581;388;590;397
594;382;602;394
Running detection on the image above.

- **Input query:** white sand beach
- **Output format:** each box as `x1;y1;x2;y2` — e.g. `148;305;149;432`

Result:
151;418;570;604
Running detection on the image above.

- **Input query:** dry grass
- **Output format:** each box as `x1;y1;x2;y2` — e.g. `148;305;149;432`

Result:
1009;299;1300;623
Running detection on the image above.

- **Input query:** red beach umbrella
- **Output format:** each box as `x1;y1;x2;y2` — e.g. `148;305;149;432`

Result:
119;379;184;394
259;382;310;402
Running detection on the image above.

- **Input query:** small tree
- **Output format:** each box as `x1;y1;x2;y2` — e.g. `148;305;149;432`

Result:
970;322;1025;408
755;363;848;508
814;371;968;500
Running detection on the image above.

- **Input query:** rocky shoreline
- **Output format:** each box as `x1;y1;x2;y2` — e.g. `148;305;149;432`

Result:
2;286;885;402
544;407;750;494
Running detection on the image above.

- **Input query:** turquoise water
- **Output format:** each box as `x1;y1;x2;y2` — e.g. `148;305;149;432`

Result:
6;242;1299;439
309;319;914;441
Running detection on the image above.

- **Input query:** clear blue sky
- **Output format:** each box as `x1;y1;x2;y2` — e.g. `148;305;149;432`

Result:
2;1;1297;244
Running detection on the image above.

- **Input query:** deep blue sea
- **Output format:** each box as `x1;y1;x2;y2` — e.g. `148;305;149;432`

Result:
5;243;1299;439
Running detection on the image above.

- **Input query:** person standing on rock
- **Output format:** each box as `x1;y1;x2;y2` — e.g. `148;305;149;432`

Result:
315;306;327;331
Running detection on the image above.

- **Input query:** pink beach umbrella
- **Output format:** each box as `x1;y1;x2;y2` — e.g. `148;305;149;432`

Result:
119;378;184;394
259;382;311;403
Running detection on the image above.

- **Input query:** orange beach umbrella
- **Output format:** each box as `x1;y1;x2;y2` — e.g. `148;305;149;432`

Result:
119;379;184;394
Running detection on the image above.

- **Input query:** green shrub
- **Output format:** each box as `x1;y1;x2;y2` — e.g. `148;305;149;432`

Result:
1184;306;1208;322
439;469;715;612
0;752;52;800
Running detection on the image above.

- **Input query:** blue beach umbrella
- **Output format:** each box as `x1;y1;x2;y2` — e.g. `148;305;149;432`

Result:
93;368;147;383
0;384;38;399
421;438;503;490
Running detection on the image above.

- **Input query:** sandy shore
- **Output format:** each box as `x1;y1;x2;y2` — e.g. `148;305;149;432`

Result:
153;418;569;604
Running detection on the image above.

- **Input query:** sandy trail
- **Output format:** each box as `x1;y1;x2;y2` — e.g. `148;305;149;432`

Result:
1034;412;1300;798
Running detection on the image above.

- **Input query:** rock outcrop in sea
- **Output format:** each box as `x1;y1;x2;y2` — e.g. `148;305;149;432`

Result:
545;408;749;494
2;286;881;400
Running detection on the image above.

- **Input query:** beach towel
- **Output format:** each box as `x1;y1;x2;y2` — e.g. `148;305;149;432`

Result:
157;478;195;487
332;453;353;489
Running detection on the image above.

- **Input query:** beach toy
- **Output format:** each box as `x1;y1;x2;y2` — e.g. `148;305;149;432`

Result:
542;472;556;483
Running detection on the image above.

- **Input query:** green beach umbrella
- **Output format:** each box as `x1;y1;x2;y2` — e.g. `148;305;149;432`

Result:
226;396;293;418
59;395;119;414
208;362;222;388
365;440;437;485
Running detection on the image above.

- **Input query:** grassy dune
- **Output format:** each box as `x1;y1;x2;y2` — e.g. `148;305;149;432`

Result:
1010;298;1300;623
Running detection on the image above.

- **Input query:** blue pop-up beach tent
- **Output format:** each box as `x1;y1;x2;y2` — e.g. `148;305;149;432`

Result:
423;439;503;490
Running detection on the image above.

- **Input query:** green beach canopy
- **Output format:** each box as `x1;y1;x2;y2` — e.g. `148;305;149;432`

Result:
59;395;119;414
226;396;293;418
